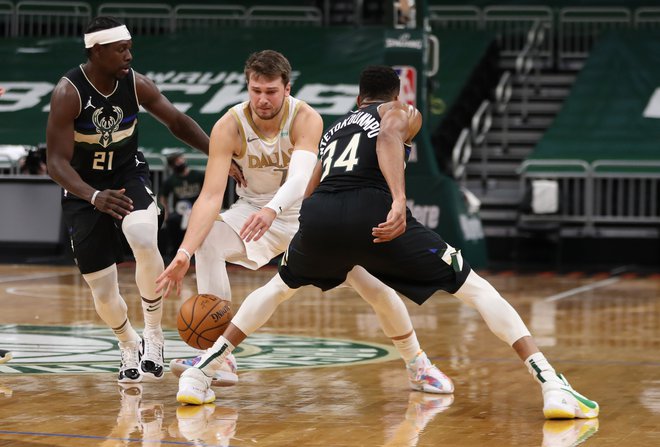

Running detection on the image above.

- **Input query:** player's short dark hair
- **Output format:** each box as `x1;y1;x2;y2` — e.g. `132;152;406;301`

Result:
244;50;292;86
359;65;400;101
85;16;124;34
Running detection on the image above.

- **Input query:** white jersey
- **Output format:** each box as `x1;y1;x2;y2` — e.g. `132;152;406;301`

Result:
228;96;304;214
212;96;304;269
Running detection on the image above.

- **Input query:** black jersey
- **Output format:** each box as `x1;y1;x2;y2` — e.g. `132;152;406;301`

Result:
316;103;391;193
62;65;140;193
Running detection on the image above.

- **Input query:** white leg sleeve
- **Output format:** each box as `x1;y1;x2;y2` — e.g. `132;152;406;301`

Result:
452;270;531;346
122;203;164;300
83;265;139;342
344;266;413;338
230;274;296;335
195;220;247;301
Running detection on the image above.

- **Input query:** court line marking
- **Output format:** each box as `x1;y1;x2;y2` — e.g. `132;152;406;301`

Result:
0;271;75;284
543;277;621;302
542;266;630;302
0;430;218;446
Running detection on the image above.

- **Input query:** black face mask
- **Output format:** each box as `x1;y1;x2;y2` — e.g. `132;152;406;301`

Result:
173;163;187;174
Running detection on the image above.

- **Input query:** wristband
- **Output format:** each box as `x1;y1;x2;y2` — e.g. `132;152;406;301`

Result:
90;190;100;206
177;247;192;260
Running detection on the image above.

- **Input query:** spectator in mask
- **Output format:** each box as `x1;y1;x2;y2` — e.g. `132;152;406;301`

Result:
159;151;205;261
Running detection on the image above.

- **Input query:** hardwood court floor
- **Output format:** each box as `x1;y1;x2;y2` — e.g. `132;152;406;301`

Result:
0;263;659;446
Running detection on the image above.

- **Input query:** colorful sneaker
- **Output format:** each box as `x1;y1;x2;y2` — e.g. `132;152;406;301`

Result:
542;419;599;447
177;368;215;405
118;340;142;383
170;353;238;387
140;330;164;381
542;373;599;419
406;352;454;394
0;349;12;364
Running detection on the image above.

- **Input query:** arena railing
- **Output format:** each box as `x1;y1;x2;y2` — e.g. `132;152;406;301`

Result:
558;7;631;70
97;3;173;35
15;0;91;38
246;6;322;28
483;5;553;68
173;4;246;32
518;159;593;233
591;160;660;229
428;5;482;31
634;7;660;29
0;0;13;37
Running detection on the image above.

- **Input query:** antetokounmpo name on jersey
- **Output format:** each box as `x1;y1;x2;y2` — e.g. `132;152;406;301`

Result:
320;110;380;150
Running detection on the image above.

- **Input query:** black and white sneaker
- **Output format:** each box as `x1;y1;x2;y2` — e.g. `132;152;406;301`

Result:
118;340;142;383
140;330;164;381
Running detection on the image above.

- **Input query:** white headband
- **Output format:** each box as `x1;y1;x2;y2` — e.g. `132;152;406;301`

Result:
84;25;131;49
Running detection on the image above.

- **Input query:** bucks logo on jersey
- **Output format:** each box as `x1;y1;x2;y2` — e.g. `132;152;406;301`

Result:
92;106;124;148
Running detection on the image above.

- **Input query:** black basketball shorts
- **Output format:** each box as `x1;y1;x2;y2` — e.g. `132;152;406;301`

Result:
62;160;158;275
279;188;471;304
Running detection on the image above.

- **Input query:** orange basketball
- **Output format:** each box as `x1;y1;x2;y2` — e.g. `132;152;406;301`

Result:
177;294;233;349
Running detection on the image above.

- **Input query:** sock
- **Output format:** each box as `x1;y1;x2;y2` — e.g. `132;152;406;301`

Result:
197;336;235;376
141;296;163;333
392;331;422;364
112;318;140;343
525;352;561;386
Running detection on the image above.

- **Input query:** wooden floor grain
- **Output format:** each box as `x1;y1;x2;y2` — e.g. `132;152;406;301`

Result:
0;263;658;446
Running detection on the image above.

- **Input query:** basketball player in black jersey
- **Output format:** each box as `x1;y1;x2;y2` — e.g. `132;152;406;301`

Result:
162;66;599;420
46;17;210;383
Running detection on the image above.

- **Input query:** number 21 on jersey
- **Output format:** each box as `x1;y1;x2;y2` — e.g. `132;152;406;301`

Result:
93;151;114;170
321;133;361;181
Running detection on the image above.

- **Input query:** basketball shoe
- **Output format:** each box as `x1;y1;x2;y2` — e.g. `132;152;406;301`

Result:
177;367;215;405
406;352;454;394
541;372;599;419
0;349;12;364
170;353;238;386
118;340;142;383
542;419;599;447
140;329;164;381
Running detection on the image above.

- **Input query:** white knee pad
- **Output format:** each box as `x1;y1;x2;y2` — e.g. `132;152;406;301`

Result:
345;266;413;338
83;265;128;329
195;220;246;300
453;271;531;345
230;274;296;335
122;203;164;299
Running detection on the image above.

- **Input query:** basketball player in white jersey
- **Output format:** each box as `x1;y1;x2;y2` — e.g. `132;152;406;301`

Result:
165;50;453;395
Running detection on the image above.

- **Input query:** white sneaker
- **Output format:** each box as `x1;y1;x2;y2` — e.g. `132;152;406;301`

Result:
177;368;215;405
406;352;454;394
118;340;142;383
140;329;164;381
170;353;238;387
542;373;599;419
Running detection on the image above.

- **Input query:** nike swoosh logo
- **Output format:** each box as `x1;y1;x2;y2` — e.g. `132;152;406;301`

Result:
562;387;598;409
247;137;260;142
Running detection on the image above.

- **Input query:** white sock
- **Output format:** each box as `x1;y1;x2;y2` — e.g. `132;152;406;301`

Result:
122;204;165;332
392;331;421;364
525;352;560;386
197;336;235;376
141;296;163;333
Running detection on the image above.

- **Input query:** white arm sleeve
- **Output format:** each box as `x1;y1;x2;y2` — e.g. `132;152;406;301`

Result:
264;149;318;215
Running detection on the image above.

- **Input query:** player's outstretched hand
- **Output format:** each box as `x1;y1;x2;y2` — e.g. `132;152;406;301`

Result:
155;251;190;297
94;188;134;219
372;198;406;243
240;207;277;242
229;160;247;187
